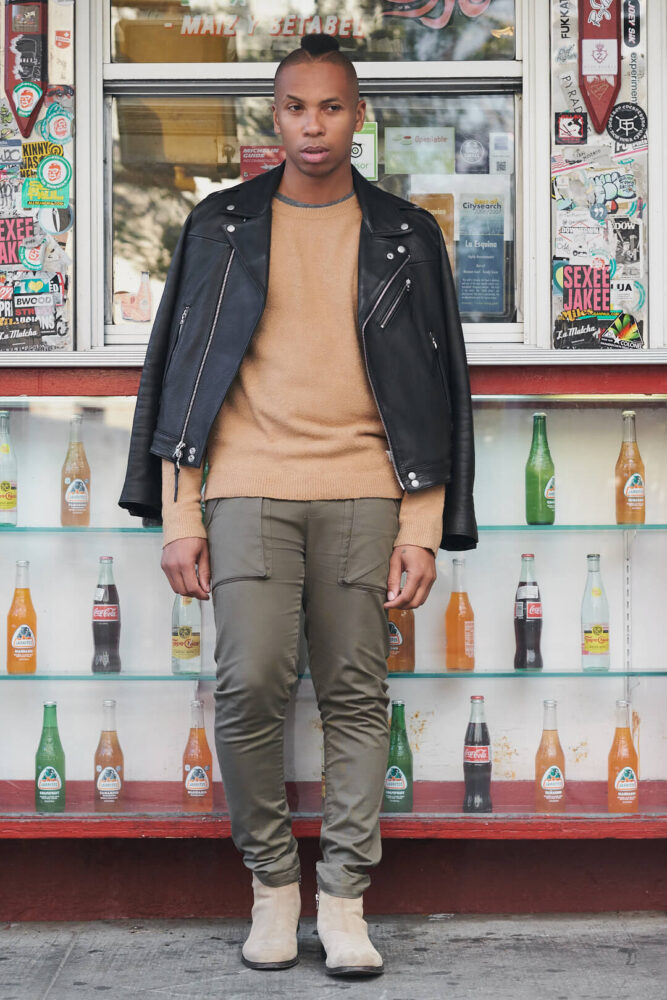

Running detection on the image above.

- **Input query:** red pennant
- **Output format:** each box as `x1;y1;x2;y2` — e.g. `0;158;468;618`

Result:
578;0;621;134
4;0;48;139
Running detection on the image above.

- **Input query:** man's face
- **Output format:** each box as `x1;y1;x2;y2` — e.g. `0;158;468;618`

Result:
273;62;365;180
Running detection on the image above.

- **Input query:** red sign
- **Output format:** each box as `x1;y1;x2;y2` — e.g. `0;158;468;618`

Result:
93;605;119;621
464;745;491;763
240;145;286;181
526;602;543;619
578;0;622;134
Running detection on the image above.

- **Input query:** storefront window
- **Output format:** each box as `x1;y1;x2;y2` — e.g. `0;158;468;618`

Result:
110;0;516;63
108;92;517;334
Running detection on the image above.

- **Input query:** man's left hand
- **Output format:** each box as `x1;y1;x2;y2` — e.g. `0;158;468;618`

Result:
384;544;436;610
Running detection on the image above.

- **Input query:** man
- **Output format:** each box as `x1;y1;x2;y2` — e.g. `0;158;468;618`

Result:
120;34;477;977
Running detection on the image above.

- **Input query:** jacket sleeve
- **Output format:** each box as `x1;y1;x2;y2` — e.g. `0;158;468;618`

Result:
118;209;194;521
435;225;478;551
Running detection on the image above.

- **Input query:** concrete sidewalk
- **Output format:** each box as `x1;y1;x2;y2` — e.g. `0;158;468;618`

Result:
1;912;665;1000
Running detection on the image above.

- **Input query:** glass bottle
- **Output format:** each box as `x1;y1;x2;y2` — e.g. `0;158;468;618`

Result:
463;695;492;813
534;700;565;813
35;702;65;813
525;412;555;525
94;699;124;811
7;559;36;674
386;607;415;673
513;553;543;671
581;554;610;671
615;410;645;524
61;414;91;526
92;556;121;673
182;699;213;812
0;410;17;526
382;700;413;812
608;700;639;814
445;557;475;671
171;595;202;674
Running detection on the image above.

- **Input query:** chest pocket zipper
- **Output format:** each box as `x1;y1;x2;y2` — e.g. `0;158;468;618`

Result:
165;305;190;376
379;277;412;329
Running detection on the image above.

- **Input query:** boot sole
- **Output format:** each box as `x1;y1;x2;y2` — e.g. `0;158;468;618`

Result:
241;954;299;971
320;944;383;976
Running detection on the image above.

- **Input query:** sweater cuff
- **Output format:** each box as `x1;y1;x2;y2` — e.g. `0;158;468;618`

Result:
393;484;446;555
161;459;207;548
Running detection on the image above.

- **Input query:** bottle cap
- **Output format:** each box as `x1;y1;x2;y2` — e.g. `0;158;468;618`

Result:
99;556;113;562
587;553;600;559
71;414;82;423
621;410;636;418
616;699;629;708
43;700;56;707
521;553;534;559
543;699;557;707
532;411;547;418
470;695;485;702
103;699;116;708
391;699;405;707
16;559;29;567
190;699;203;709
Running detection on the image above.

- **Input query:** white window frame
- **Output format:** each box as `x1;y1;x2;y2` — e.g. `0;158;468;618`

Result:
4;0;663;366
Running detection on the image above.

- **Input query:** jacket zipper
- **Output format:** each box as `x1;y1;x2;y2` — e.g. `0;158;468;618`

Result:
165;305;190;376
379;277;411;329
361;255;411;490
172;248;236;501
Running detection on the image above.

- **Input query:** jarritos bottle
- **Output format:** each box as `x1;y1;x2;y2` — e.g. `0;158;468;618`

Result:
182;699;213;812
386;608;415;673
513;553;543;671
608;699;639;814
61;414;91;526
445;557;474;671
463;695;492;813
525;412;555;525
172;595;202;674
94;699;124;811
0;410;17;525
615;410;645;524
7;559;36;673
35;701;65;813
382;700;413;812
535;699;566;813
92;557;121;673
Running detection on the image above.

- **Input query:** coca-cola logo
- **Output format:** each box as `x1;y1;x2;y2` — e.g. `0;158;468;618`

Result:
93;605;119;621
464;745;490;763
527;601;542;619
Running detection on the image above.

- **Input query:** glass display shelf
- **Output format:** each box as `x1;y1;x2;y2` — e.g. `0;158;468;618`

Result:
0;526;161;533
2;669;667;680
0;524;666;534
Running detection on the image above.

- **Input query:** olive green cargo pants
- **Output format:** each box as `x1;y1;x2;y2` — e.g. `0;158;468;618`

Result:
205;496;399;898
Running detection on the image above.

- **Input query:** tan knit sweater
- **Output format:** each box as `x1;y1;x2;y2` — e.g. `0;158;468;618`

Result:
162;192;445;551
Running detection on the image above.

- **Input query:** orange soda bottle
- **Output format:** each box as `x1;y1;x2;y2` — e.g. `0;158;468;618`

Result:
386;607;415;672
534;699;565;813
61;414;91;526
182;699;213;812
615;410;645;524
445;557;474;671
94;698;124;811
608;699;639;813
7;559;36;673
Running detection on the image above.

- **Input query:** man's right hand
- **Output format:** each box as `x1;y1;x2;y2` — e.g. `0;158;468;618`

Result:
161;537;211;600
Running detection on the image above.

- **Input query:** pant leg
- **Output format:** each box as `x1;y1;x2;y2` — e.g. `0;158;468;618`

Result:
208;497;306;888
302;498;399;898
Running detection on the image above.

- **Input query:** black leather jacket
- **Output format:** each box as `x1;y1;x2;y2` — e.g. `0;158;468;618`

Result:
119;163;477;550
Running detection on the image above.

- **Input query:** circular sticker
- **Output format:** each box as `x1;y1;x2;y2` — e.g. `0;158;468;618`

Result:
606;103;648;144
19;240;46;270
45;112;73;144
460;139;485;164
37;205;74;235
13;82;42;118
37;155;72;189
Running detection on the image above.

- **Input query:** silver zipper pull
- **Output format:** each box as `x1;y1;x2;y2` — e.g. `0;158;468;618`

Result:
315;890;320;910
172;441;185;503
429;331;438;350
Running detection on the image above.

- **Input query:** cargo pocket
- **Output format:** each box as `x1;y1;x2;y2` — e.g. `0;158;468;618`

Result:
206;497;272;588
338;498;400;594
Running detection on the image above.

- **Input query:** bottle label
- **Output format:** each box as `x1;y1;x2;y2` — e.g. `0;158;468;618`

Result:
93;604;119;622
540;765;565;801
582;625;610;654
384;765;409;801
64;477;89;512
527;601;542;619
37;765;62;802
387;620;402;651
97;766;122;801
464;745;491;764
464;620;474;658
623;473;645;508
185;765;210;797
517;585;539;600
544;475;556;510
172;626;201;660
11;624;35;659
0;443;9;454
614;766;638;802
515;601;524;620
0;479;17;510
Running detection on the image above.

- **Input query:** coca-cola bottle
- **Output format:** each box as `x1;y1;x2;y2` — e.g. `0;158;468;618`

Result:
463;695;492;813
92;556;121;673
513;553;543;671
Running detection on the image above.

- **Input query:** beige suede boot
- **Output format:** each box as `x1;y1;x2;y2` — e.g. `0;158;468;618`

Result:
316;888;384;976
241;875;301;970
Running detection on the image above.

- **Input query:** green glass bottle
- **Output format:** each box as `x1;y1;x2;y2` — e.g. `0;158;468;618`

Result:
525;412;555;525
382;700;413;813
35;702;66;813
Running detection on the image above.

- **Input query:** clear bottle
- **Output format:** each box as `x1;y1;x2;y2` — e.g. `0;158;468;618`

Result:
534;700;566;813
615;410;645;524
581;553;610;671
182;699;213;812
608;700;639;814
7;559;36;674
61;414;91;526
35;701;65;813
0;410;17;526
94;699;124;811
525;412;555;525
382;700;413;812
445;557;475;671
171;595;201;674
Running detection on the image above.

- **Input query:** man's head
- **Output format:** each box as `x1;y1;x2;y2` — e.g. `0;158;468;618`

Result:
272;36;365;184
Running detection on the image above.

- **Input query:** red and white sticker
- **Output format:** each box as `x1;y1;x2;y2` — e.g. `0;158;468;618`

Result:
527;602;542;619
93;605;119;621
464;745;491;764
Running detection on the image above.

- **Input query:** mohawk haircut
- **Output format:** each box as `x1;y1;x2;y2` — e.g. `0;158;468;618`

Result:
274;34;360;102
